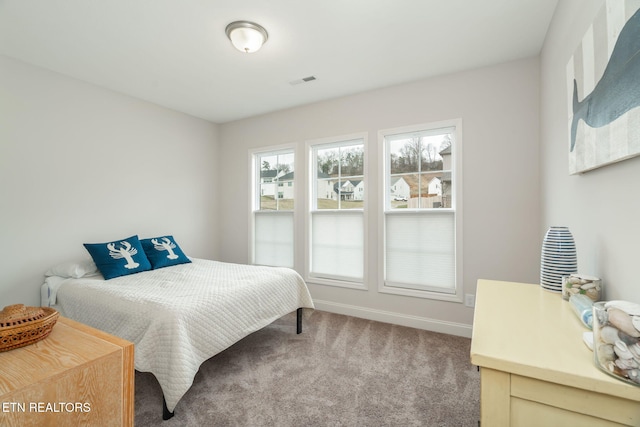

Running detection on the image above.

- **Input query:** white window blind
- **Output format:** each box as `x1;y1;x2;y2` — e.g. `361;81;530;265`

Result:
385;212;455;293
310;212;363;281
254;211;294;268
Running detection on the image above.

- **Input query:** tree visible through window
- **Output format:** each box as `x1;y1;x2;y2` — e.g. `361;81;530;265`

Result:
314;142;364;210
258;152;294;210
388;133;452;209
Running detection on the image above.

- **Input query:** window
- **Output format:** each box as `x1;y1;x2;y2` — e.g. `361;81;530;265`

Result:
380;120;462;301
251;149;295;268
308;135;366;288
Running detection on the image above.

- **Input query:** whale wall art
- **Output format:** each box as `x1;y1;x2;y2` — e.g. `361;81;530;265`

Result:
566;0;640;174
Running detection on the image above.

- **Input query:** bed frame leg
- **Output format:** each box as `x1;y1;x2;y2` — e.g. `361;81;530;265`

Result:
162;395;174;420
296;308;303;334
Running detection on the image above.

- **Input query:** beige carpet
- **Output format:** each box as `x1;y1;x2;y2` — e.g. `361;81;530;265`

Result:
135;310;480;426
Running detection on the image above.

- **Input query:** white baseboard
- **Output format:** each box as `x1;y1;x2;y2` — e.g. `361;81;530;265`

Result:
312;299;473;338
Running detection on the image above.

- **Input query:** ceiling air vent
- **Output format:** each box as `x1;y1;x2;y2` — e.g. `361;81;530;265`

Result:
289;76;317;86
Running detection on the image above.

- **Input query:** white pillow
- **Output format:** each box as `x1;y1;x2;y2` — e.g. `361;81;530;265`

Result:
45;258;99;279
41;276;69;307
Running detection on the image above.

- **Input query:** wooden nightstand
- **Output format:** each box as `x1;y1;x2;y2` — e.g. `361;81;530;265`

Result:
0;316;134;426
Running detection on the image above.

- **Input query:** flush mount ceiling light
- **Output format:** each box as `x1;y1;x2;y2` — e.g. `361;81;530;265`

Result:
225;21;268;53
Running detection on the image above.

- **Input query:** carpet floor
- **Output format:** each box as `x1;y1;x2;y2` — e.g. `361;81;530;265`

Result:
134;310;480;426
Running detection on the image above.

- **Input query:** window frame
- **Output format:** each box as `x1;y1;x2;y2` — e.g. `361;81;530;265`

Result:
378;119;463;302
305;132;368;290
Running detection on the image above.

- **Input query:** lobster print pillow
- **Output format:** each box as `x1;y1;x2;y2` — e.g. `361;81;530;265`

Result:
140;235;191;270
83;235;152;279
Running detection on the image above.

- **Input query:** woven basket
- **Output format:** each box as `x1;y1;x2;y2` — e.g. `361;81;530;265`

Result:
0;304;59;352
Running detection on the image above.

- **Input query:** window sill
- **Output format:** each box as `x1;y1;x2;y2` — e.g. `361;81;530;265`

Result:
379;283;462;302
306;275;368;291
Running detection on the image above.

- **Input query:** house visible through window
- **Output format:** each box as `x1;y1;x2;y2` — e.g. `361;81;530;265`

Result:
250;122;460;302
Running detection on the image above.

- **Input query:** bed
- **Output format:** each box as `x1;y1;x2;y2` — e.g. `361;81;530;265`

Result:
41;256;314;420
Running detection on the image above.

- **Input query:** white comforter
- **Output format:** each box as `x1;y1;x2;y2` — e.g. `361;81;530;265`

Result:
54;258;314;412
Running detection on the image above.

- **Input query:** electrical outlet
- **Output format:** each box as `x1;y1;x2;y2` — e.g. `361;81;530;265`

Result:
465;294;475;308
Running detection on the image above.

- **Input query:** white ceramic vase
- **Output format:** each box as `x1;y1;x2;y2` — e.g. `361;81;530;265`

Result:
540;226;577;292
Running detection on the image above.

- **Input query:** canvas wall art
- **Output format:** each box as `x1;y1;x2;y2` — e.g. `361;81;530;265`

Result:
566;0;640;174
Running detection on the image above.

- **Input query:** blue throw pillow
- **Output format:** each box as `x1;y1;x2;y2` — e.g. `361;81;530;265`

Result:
140;235;191;269
83;235;152;280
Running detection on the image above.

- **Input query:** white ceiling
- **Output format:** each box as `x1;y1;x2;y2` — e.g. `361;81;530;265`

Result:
0;0;558;123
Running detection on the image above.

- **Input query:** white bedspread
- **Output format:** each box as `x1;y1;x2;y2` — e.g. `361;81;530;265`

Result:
55;258;314;412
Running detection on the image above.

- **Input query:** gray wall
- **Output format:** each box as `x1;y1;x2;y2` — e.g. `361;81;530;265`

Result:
218;57;541;336
540;0;640;302
0;55;220;307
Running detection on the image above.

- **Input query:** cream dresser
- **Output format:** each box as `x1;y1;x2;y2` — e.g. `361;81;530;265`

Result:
471;279;640;426
0;316;134;426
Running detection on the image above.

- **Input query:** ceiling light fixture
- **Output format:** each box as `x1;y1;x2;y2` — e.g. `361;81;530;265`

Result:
225;21;268;53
